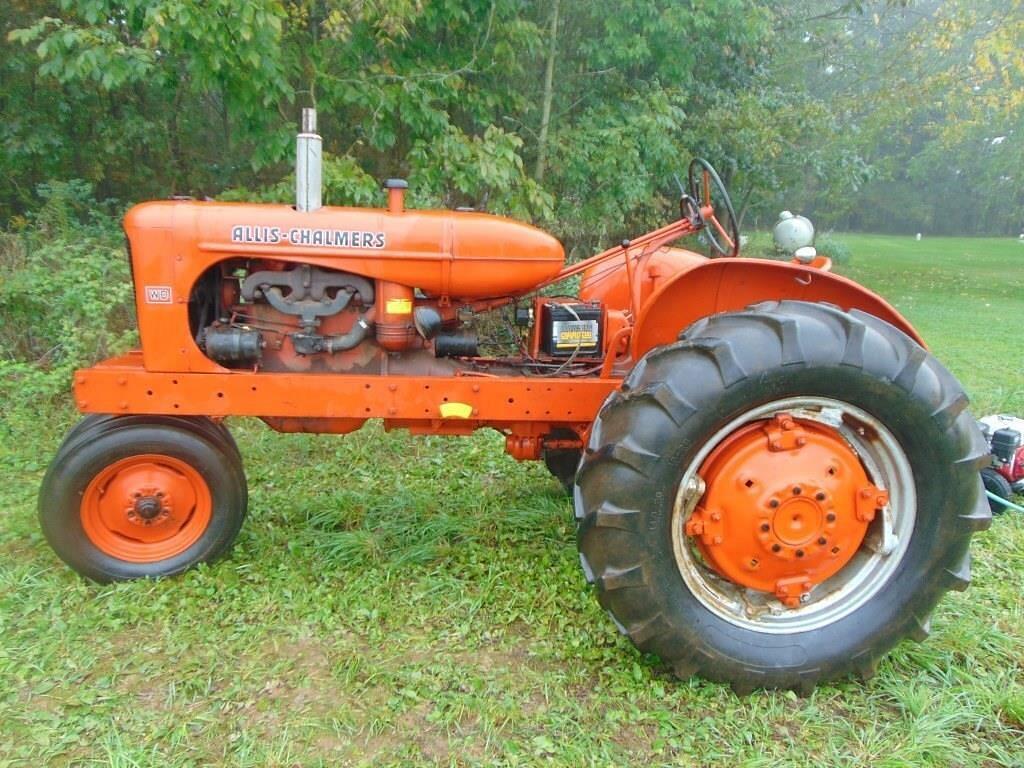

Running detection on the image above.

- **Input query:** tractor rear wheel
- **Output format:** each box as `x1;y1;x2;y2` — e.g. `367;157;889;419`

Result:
40;417;247;582
575;300;990;693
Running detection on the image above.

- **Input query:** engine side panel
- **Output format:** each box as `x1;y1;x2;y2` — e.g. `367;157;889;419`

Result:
125;200;564;372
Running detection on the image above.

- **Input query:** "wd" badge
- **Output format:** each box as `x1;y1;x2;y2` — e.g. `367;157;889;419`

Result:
144;285;173;304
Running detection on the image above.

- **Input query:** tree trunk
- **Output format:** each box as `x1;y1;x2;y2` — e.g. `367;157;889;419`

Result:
736;185;754;230
533;0;559;183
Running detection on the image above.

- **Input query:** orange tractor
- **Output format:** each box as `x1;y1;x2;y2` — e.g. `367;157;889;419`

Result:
40;111;990;692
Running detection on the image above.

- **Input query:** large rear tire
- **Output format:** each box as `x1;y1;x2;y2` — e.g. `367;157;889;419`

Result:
40;417;247;582
575;300;990;693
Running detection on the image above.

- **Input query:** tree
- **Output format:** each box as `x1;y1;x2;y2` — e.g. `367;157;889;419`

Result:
4;0;1017;240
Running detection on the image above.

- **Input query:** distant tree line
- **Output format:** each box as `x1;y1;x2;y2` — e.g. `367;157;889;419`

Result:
2;0;1021;247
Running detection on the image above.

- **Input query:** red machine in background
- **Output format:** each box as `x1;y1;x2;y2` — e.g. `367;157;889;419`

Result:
979;414;1024;510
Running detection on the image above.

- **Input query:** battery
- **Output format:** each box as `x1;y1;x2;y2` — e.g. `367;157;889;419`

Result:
540;302;602;357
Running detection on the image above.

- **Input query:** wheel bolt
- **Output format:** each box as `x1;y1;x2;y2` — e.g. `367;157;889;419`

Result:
817;537;827;545
760;523;770;532
826;513;836;522
815;492;826;501
771;544;781;553
792;486;802;495
796;549;805;558
769;499;780;509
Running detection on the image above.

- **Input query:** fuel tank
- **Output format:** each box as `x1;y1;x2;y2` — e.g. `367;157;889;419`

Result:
124;200;565;299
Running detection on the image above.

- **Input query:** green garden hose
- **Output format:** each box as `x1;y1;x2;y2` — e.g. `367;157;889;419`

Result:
986;490;1024;513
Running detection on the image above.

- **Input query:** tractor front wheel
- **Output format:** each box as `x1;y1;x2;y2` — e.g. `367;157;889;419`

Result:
575;300;990;692
39;416;247;582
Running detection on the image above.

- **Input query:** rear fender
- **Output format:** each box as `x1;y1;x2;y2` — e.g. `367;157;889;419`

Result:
631;258;923;358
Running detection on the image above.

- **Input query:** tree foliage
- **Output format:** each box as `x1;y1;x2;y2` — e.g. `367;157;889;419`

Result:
777;0;1024;234
1;0;1020;242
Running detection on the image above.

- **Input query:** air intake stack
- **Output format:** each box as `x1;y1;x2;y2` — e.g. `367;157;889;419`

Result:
296;108;322;212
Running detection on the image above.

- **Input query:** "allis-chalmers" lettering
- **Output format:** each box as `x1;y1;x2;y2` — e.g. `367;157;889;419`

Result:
230;225;386;249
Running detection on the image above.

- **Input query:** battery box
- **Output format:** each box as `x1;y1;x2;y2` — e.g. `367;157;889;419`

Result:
540;302;603;357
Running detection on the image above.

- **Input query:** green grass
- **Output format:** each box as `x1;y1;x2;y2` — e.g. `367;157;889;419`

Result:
1;235;1023;767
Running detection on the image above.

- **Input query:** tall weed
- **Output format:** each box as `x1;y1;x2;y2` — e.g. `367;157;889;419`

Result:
0;181;136;407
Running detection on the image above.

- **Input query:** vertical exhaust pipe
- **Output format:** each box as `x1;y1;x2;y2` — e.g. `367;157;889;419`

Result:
296;108;322;212
384;178;408;214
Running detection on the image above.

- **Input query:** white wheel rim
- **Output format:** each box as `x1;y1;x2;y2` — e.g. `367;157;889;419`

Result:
670;396;916;634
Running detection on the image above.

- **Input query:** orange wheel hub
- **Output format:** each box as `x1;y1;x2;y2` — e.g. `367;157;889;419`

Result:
684;413;887;607
80;454;212;562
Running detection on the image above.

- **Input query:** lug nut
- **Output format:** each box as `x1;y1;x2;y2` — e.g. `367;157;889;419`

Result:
826;513;836;522
792;486;802;495
760;523;770;532
815;492;826;501
771;544;781;553
817;537;827;545
769;499;780;509
796;549;805;558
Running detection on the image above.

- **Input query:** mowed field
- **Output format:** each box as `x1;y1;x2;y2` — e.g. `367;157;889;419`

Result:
1;235;1022;767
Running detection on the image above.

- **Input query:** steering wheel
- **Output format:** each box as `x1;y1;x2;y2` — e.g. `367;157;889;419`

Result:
687;158;741;257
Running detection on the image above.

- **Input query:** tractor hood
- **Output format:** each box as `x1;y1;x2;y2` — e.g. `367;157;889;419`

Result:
124;200;565;299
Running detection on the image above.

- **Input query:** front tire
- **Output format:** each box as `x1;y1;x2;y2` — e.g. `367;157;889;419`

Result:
39;417;247;582
575;300;990;692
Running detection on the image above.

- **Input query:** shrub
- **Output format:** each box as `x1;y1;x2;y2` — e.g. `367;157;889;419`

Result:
0;182;136;405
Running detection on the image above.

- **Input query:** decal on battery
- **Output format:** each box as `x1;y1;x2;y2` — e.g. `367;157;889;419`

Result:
551;320;599;348
230;225;386;249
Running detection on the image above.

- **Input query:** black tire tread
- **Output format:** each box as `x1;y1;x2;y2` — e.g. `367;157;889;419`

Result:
39;417;248;582
56;414;242;468
576;299;989;692
980;467;1013;514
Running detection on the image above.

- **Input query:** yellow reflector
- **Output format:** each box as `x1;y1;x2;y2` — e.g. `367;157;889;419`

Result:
439;402;473;419
385;298;413;314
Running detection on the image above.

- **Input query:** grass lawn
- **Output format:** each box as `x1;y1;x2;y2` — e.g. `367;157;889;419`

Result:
1;235;1022;767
